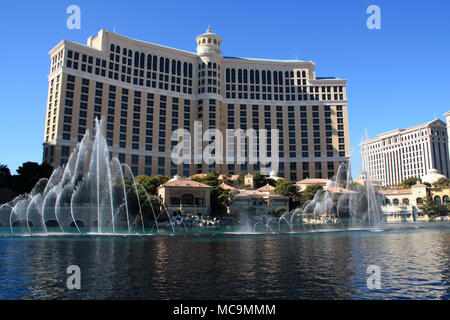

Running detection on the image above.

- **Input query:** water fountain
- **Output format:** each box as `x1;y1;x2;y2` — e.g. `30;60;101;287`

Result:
0;119;173;235
253;160;385;233
0;119;386;236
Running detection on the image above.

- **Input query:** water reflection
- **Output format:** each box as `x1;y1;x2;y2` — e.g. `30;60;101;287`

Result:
0;226;448;299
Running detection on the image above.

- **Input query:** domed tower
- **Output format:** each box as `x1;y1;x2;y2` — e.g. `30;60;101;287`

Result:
195;27;222;96
196;27;222;57
194;28;224;174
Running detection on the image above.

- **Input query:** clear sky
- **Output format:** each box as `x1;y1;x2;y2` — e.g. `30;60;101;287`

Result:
0;0;449;178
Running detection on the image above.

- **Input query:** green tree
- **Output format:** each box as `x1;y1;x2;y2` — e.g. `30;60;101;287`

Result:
0;164;12;195
135;175;170;195
191;171;233;214
13;162;54;196
0;187;15;204
275;178;299;210
204;170;219;187
237;172;246;188
398;177;421;189
419;196;438;216
433;177;450;188
252;171;267;189
275;179;299;197
0;164;11;179
301;184;323;205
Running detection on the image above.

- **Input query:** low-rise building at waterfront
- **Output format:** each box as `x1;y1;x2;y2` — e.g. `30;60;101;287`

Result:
157;176;211;215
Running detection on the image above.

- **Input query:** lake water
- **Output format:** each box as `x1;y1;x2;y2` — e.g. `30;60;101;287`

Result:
0;222;449;300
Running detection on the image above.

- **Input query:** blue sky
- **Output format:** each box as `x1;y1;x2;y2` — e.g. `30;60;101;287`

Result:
0;0;449;177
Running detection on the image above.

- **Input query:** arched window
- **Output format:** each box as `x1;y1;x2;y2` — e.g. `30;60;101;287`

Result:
393;198;399;206
152;56;158;71
434;196;442;205
110;44;115;52
279;71;283;84
213;39;217;44
231;69;236;83
159;57;164;72
255;70;260;84
267;70;271;84
226;68;230;82
183;62;187;77
170;197;180;205
238;69;242;83
116;45;120;54
181;194;194;205
134;52;139;68
250;70;254;84
243;69;248;83
177;61;181;76
165;58;170;73
128;49;132;57
202;39;206;44
262;70;266;84
123;48;127;55
207;38;211;43
302;70;306;77
273;71;278;85
140;53;145;68
188;63;193;78
416;197;423;205
207;62;212;69
443;195;449;204
172;59;176;75
402;198;410;205
147;54;152;70
384;198;391;205
213;62;217;69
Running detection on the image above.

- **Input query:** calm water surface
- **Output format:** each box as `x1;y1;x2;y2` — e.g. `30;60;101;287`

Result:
0;223;449;300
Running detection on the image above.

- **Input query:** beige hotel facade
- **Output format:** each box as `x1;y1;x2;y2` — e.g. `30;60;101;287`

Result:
43;28;350;181
360;119;449;187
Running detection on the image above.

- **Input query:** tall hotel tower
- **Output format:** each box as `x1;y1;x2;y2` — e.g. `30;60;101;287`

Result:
360;119;449;187
43;28;350;181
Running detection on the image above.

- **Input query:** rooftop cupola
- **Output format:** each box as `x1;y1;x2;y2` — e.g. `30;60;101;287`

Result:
195;27;222;57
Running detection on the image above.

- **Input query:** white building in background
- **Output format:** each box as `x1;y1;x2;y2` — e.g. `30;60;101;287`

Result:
444;111;450;157
360;119;449;187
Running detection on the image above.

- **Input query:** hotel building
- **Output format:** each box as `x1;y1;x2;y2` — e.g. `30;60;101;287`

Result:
43;28;350;181
360;119;449;187
444;111;450;156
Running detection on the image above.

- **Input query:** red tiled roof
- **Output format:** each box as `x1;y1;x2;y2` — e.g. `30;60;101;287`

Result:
379;189;412;195
323;186;358;194
296;178;329;185
236;190;266;197
219;182;238;191
257;184;275;192
160;179;211;189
